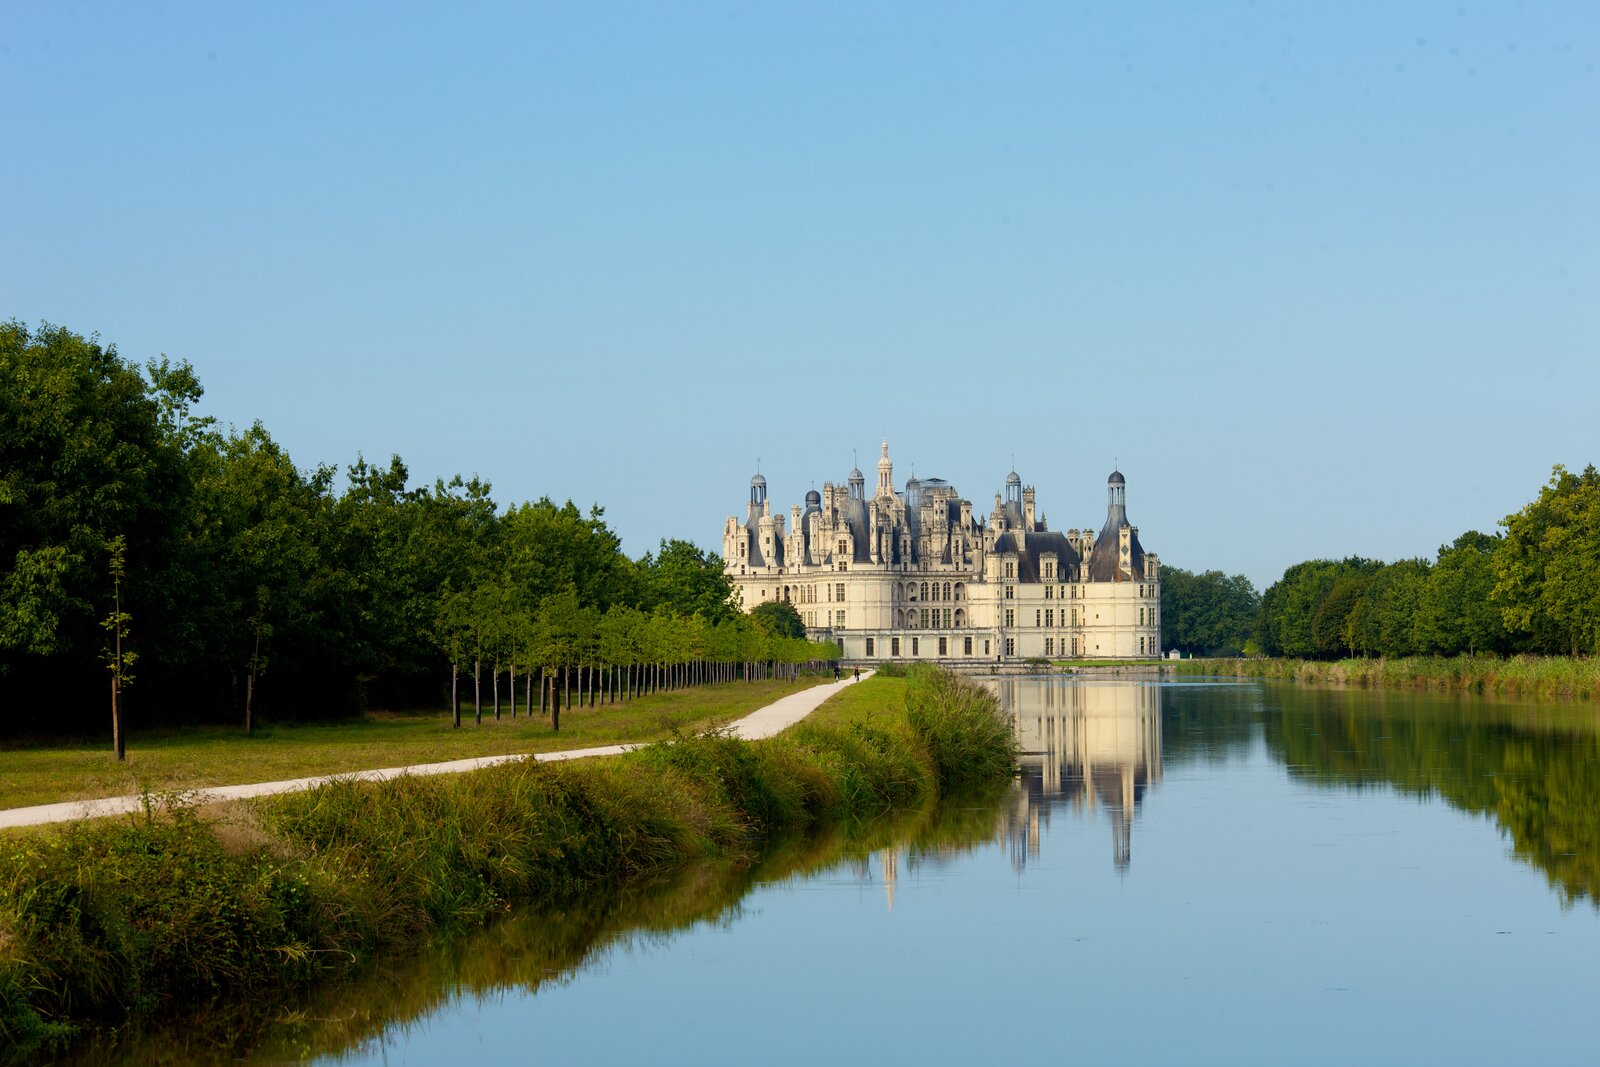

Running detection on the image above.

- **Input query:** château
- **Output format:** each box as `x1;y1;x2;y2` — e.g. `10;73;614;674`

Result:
723;442;1161;661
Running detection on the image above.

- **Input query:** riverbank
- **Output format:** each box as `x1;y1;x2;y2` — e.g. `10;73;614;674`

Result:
0;667;1015;1058
1174;654;1600;701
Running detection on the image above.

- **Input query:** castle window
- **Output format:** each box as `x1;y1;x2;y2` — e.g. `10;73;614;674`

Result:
1005;586;1014;600
1140;607;1146;625
943;582;951;600
836;583;845;602
984;640;991;655
1005;638;1015;656
920;609;929;628
912;638;919;656
1045;586;1053;600
866;638;875;657
1045;638;1054;656
1005;609;1015;627
836;610;845;627
1045;609;1054;627
892;637;901;657
938;637;948;656
1035;610;1041;627
944;608;952;628
964;637;973;655
1005;560;1015;578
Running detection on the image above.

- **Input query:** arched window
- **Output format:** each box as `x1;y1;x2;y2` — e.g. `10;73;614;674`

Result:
943;582;952;601
920;581;928;601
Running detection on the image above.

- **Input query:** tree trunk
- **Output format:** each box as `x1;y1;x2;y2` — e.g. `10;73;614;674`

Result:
474;657;482;726
245;670;255;735
493;665;501;721
111;675;124;762
452;662;461;729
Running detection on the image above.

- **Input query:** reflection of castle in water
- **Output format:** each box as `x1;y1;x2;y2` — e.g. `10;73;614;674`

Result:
994;679;1163;873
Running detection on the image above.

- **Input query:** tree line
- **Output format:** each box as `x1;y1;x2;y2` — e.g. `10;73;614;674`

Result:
1254;465;1600;660
1;321;836;741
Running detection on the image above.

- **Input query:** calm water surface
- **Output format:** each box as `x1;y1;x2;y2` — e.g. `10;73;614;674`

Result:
104;678;1600;1065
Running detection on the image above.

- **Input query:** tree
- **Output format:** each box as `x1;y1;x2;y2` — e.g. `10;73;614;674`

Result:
750;600;805;640
1312;575;1369;658
1258;558;1380;658
1159;568;1260;656
102;536;136;760
1415;531;1508;656
637;539;735;622
0;321;189;727
1495;464;1600;656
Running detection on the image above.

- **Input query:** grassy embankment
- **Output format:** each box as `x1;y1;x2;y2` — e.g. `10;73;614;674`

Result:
0;667;1015;1058
0;677;829;811
1174;655;1600;701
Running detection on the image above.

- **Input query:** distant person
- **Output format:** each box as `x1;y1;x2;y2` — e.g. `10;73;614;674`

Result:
833;664;840;680
853;667;860;682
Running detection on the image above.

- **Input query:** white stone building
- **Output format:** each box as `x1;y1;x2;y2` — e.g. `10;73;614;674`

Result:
722;442;1161;662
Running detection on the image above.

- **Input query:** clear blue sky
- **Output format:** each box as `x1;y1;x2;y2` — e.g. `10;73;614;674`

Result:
5;2;1596;590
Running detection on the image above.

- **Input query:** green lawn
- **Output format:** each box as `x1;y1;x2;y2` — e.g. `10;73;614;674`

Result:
0;677;829;811
790;675;908;732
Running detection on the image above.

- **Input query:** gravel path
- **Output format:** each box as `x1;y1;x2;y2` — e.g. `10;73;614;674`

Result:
0;672;872;830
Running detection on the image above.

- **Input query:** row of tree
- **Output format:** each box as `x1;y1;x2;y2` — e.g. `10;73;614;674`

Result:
1;321;833;739
1254;465;1600;659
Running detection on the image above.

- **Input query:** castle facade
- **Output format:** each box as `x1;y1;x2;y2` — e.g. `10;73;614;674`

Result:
722;442;1161;662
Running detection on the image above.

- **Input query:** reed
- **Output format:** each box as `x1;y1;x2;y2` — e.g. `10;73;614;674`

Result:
1174;654;1600;701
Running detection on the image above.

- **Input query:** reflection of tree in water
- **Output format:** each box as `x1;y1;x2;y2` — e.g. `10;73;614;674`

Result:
993;679;1164;873
1263;685;1600;908
71;793;1011;1066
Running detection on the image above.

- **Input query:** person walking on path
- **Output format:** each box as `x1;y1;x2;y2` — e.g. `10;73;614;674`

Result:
853;667;860;682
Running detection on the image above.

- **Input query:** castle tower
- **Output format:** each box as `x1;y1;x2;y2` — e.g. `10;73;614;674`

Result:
748;470;767;520
876;439;894;497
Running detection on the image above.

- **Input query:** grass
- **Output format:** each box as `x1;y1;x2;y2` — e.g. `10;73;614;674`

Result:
0;678;829;812
1175;654;1600;702
0;666;1016;1059
793;675;907;731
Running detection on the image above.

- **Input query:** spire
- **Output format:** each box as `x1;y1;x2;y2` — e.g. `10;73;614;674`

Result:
876;438;893;496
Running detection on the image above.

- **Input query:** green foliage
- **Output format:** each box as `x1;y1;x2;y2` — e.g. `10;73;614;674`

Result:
1257;558;1381;658
1;321;821;737
636;539;736;621
1255;464;1598;662
749;600;805;640
1159;568;1259;656
1495;464;1600;656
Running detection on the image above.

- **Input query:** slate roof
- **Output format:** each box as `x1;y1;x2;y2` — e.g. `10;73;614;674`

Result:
991;530;1081;583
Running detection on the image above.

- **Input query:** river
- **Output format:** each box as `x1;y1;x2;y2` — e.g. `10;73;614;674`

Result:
70;677;1600;1065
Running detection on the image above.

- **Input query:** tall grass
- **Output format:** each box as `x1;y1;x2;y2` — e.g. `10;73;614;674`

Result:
1175;654;1600;702
0;668;1013;1059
